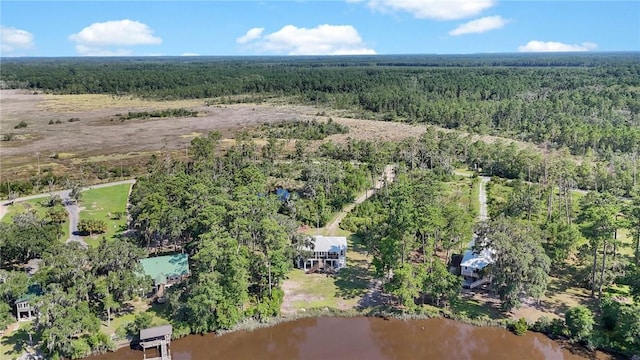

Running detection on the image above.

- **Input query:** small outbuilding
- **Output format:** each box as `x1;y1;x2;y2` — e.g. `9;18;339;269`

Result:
15;284;42;321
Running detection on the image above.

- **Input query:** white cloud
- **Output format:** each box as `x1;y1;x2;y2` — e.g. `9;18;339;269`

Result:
69;20;161;56
182;53;200;56
74;45;133;56
366;0;495;20
1;26;35;55
449;16;508;36
239;24;376;55
518;40;598;52
236;27;264;44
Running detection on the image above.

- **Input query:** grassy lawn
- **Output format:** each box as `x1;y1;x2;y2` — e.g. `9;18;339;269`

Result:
1;198;69;240
79;184;131;246
451;297;503;321
283;235;373;311
443;176;476;215
100;299;170;338
0;321;39;360
2;198;50;223
301;227;351;237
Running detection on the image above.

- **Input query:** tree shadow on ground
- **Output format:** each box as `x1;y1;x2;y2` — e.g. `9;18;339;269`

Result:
334;258;371;300
545;264;584;297
147;302;171;320
0;324;31;357
453;291;506;320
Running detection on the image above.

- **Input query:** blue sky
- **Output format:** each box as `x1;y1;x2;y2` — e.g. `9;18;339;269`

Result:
1;1;638;57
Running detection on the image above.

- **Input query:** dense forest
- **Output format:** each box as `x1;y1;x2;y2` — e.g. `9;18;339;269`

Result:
2;54;640;157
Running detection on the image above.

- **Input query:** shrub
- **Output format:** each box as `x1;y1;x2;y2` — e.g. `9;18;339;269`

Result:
565;305;594;341
531;316;552;334
550;318;567;338
78;218;107;235
1;133;16;141
14;121;28;129
512;317;528;336
48;119;55;125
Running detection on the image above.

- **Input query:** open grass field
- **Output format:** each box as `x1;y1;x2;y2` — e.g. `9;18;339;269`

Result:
1;198;69;240
79;183;131;245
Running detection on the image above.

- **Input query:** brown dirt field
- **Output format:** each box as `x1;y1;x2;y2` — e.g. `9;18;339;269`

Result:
1;90;564;182
0;90;321;179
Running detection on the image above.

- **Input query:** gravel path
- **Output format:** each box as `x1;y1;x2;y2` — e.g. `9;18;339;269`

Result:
478;176;491;221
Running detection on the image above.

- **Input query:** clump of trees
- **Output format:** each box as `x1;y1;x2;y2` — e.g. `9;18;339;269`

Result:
0;239;149;359
261;118;349;140
78;218;107;235
116;108;198;121
344;169;474;311
127;130;372;334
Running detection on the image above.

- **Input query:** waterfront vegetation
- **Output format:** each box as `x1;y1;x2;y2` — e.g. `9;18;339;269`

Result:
0;54;640;359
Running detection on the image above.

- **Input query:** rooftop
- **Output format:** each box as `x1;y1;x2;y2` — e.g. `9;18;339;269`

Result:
140;324;172;341
303;236;348;253
16;284;42;304
460;237;495;270
140;254;189;285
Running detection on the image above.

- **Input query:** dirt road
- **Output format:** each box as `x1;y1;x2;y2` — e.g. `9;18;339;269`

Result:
478;176;490;221
325;164;395;235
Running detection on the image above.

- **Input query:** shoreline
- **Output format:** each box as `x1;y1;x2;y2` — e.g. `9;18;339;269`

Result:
100;309;626;360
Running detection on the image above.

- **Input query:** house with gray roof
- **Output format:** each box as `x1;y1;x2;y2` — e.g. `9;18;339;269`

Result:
461;237;495;289
298;235;347;273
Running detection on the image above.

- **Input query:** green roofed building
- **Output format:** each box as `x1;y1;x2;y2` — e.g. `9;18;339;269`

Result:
140;254;190;294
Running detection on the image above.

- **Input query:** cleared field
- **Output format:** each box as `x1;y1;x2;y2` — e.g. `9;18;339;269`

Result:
79;183;131;245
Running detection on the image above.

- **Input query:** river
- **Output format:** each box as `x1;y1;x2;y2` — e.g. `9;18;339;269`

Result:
88;317;611;360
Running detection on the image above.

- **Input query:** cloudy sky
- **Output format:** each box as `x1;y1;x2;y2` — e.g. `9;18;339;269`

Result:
1;1;638;57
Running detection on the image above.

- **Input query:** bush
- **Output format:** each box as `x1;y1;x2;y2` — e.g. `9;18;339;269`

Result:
550;318;567;338
565;305;594;341
48;119;55;125
512;317;528;336
531;316;552;334
14;121;28;129
78;218;107;235
1;133;16;141
126;312;154;338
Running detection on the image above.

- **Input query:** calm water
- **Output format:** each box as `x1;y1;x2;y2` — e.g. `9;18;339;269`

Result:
89;317;609;360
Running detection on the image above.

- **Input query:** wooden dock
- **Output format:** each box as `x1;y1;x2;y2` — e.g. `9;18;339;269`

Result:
140;325;172;360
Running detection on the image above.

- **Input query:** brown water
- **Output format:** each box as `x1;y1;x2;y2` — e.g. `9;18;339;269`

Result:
89;317;609;360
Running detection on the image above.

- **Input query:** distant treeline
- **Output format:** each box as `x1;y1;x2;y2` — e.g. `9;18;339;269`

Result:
2;54;640;156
